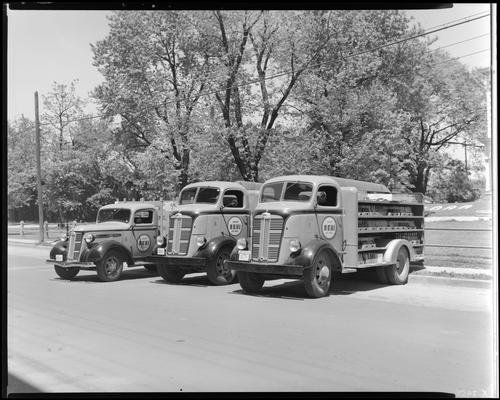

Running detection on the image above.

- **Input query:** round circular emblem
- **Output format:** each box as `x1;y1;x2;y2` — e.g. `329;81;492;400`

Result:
228;216;243;236
322;217;337;239
137;234;151;252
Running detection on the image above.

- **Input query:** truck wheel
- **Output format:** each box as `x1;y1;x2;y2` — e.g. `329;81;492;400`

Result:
54;266;80;280
386;247;410;285
144;265;157;273
238;271;265;293
157;264;185;283
96;250;124;282
207;246;236;285
303;250;333;298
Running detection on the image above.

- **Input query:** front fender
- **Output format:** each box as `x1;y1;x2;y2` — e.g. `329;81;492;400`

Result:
194;236;236;261
49;240;68;260
286;239;342;271
80;240;134;264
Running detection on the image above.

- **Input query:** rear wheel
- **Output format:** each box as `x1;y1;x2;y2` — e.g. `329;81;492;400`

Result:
386;247;410;285
96;250;124;282
238;271;265;293
157;264;185;283
207;246;236;285
54;266;80;280
303;250;333;298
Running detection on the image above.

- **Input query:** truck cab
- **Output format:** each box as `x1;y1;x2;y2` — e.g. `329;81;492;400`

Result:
46;201;161;281
148;181;261;285
226;175;425;298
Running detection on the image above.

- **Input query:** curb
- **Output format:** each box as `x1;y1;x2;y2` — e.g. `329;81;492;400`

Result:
409;274;492;289
8;239;55;247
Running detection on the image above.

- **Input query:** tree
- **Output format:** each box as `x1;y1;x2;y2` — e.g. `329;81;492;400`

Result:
92;11;214;190
42;80;85;159
391;48;488;194
207;11;336;182
7;117;38;220
427;158;482;203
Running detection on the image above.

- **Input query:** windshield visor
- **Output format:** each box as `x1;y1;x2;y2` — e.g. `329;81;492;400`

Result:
179;187;220;205
260;181;313;203
97;208;131;223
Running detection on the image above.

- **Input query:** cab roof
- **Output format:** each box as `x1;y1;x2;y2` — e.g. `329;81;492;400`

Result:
182;181;261;192
264;175;391;194
100;201;159;211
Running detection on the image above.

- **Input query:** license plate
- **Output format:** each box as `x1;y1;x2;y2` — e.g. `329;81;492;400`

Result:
55;254;63;261
157;248;165;256
238;250;251;261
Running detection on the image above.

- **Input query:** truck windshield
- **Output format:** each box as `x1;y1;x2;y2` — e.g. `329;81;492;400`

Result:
97;208;131;223
179;187;220;205
261;181;313;202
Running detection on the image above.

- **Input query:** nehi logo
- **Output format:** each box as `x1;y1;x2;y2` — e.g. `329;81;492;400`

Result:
228;217;242;236
322;217;337;239
137;234;151;252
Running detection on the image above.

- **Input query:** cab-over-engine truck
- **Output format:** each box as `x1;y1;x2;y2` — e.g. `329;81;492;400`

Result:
147;181;261;285
46;201;162;281
226;175;425;298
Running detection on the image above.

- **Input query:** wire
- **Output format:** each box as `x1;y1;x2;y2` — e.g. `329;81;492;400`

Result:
14;11;492;128
434;33;490;51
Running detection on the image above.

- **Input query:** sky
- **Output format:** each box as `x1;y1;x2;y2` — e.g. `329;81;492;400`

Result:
6;4;494;121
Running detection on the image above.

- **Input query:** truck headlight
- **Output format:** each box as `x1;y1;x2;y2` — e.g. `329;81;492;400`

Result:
289;239;301;253
84;233;94;244
237;238;247;250
156;235;165;246
196;236;207;247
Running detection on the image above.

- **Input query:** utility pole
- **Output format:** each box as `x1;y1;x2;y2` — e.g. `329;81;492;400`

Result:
35;91;44;243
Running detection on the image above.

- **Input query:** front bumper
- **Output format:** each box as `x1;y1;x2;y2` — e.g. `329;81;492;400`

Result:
46;259;95;269
225;260;304;277
146;255;207;269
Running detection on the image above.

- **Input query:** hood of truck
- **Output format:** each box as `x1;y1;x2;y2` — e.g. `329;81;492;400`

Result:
254;201;314;213
73;221;130;232
166;204;222;215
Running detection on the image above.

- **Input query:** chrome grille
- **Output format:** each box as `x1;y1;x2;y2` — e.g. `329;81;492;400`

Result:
252;214;283;262
167;215;192;255
67;232;83;261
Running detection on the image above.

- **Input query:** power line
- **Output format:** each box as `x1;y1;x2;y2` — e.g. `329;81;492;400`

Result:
434;33;490;51
13;11;491;129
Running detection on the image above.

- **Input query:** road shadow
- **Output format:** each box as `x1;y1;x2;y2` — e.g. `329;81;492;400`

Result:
151;274;212;287
50;267;159;284
7;373;42;394
230;280;309;300
229;270;410;300
151;274;241;288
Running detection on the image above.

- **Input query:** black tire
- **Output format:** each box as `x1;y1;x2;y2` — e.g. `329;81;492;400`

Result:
303;249;333;298
386;247;410;285
238;271;265;293
157;264;185;283
96;250;124;282
54;266;80;280
375;266;389;284
207;246;236;285
144;265;157;273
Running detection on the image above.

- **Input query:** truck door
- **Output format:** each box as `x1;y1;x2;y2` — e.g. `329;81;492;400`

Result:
316;184;343;253
222;189;248;239
131;208;157;257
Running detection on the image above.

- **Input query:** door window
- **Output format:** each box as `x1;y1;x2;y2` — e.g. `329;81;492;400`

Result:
134;209;154;224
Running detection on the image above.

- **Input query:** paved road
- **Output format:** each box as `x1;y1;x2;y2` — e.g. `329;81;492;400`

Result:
7;244;495;396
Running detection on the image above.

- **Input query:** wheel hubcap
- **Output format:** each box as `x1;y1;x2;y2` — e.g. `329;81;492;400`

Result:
315;259;330;286
105;257;119;275
216;253;232;279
